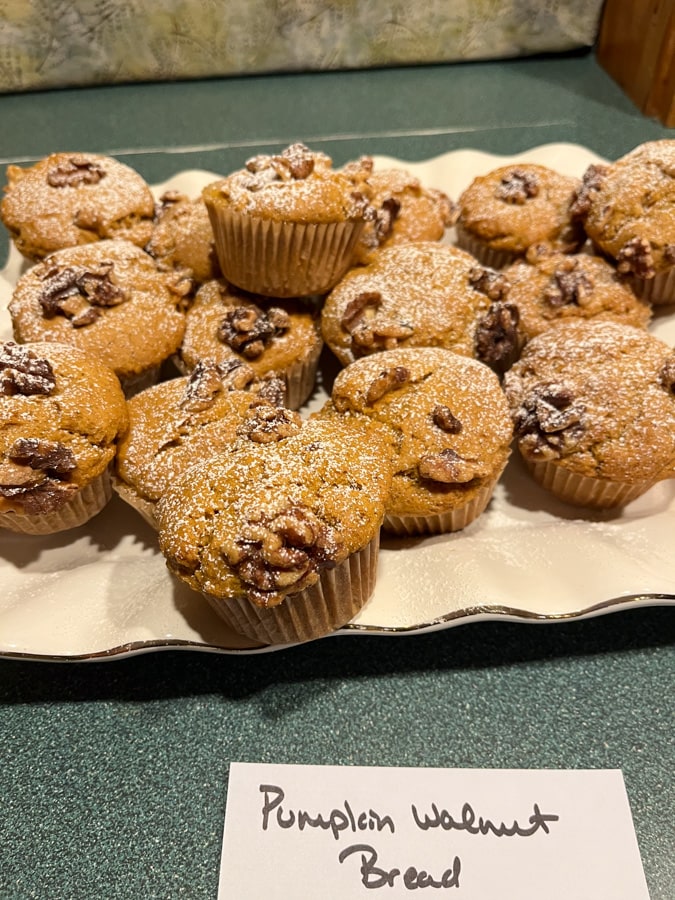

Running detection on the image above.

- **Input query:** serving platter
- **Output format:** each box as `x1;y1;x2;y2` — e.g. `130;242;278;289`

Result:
1;142;674;660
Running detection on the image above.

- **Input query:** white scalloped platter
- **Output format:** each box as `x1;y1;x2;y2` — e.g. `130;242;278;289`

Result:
1;143;674;660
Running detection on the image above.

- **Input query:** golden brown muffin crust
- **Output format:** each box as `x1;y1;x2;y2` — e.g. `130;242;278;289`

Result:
0;152;155;260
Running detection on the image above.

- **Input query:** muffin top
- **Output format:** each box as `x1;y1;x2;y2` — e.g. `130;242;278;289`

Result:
116;359;300;505
503;320;675;482
180;279;322;396
0;152;155;260
202;143;372;224
324;347;513;516
346;158;456;264
571;140;675;277
0;340;128;515
8;240;188;380
321;241;520;371
146;190;221;285
156;413;394;607
504;246;651;344
457;163;584;255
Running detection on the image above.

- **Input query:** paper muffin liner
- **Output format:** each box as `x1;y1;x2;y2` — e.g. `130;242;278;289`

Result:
625;267;675;307
454;223;518;269
111;476;159;530
382;476;499;537
524;458;657;509
0;468;113;535
202;533;380;645
206;204;365;298
284;338;323;410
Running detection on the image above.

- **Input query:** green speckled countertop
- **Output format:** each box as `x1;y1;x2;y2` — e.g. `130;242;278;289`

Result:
0;52;673;899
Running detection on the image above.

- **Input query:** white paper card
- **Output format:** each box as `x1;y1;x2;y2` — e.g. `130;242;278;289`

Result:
218;763;649;899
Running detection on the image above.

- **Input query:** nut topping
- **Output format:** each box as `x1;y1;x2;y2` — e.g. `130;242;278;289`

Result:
432;405;462;434
0;342;56;396
37;262;126;326
237;401;303;443
218;304;290;358
222;503;342;606
46;155;106;188
514;382;586;460
8;437;76;476
180;359;257;412
660;354;675;394
418;448;484;484
544;261;594;307
496;168;539;204
0;438;78;513
469;266;510;302
570;164;609;219
365;365;410;405
244;143;316;188
474;301;520;370
341;291;414;355
616;237;655;279
372;196;401;242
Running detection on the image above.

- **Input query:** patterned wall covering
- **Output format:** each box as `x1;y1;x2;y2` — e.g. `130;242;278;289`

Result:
0;1;604;93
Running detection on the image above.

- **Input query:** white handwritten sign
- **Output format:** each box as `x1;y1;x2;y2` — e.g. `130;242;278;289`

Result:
218;764;649;899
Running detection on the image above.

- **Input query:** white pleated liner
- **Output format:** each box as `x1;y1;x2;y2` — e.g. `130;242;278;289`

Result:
626;267;675;307
202;533;380;645
454;222;519;269
383;478;498;537
0;469;113;535
525;458;656;509
208;207;364;298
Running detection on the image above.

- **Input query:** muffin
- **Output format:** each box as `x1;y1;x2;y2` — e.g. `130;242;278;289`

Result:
321;241;521;374
114;359;301;527
345;157;457;265
146;190;220;286
456;162;585;268
321;347;513;535
503;320;675;508
179;278;323;409
0;152;155;261
156;414;395;645
8;239;189;395
0;340;128;534
503;245;651;351
202;143;372;297
570;140;675;305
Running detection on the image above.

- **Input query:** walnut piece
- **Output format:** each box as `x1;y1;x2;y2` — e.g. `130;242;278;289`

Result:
222;504;342;606
616;237;655;279
365;365;410;405
0;437;78;513
341;291;414;355
8;437;76;475
244;142;316;188
218;304;290;358
0;342;56;396
237;401;303;444
418;448;483;484
514;382;586;460
432;405;462;434
37;262;126;326
474;301;520;370
544;261;594;307
660;354;675;394
469;266;510;302
46;155;106;188
181;359;257;412
496;168;539;204
570;164;609;219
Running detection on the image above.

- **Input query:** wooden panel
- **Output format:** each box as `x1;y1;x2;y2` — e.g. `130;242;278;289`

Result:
596;0;675;127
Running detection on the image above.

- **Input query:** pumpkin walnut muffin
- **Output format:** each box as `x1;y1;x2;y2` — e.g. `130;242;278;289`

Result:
456;162;585;268
319;347;513;535
156;414;395;645
202;142;373;297
0;340;128;534
8;239;189;396
321;241;522;375
503;320;675;508
178;278;323;409
114;359;300;527
0;152;155;261
570;140;675;305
